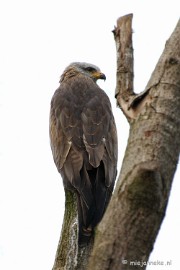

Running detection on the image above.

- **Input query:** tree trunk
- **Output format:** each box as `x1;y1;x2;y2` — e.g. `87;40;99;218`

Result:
88;15;180;270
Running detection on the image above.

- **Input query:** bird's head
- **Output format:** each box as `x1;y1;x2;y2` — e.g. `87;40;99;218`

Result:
61;62;106;83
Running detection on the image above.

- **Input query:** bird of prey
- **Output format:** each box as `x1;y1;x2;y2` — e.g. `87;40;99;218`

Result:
49;62;118;246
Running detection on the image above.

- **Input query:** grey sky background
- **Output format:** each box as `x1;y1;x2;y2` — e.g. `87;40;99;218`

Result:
0;1;179;269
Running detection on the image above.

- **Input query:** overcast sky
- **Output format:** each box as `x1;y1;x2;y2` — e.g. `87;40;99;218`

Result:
0;1;179;269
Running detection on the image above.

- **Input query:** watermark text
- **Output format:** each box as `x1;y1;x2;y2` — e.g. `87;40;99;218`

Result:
121;259;172;268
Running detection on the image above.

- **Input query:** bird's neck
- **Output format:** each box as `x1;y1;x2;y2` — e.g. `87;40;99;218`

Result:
60;67;79;83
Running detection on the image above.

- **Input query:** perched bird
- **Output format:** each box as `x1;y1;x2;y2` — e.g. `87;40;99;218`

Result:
49;62;118;246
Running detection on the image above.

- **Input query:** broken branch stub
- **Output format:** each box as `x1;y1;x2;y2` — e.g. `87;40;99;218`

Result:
113;14;151;120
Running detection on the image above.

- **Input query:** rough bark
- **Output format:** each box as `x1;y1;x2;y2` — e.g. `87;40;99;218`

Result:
88;15;180;270
52;190;93;270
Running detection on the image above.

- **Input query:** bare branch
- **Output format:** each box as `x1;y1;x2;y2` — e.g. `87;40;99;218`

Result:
113;14;155;120
113;14;135;120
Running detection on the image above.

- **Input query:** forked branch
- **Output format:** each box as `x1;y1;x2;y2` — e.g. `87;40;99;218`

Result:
88;16;180;270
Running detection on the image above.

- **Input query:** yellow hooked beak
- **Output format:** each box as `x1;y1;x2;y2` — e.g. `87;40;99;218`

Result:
92;71;106;81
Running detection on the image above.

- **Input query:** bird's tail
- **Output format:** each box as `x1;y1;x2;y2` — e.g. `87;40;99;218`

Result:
76;193;94;246
76;164;98;246
76;162;111;246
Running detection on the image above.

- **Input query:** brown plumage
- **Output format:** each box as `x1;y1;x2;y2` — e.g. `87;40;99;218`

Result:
49;62;118;246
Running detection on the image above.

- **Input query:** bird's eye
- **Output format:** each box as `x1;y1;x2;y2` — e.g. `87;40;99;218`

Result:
85;67;96;72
